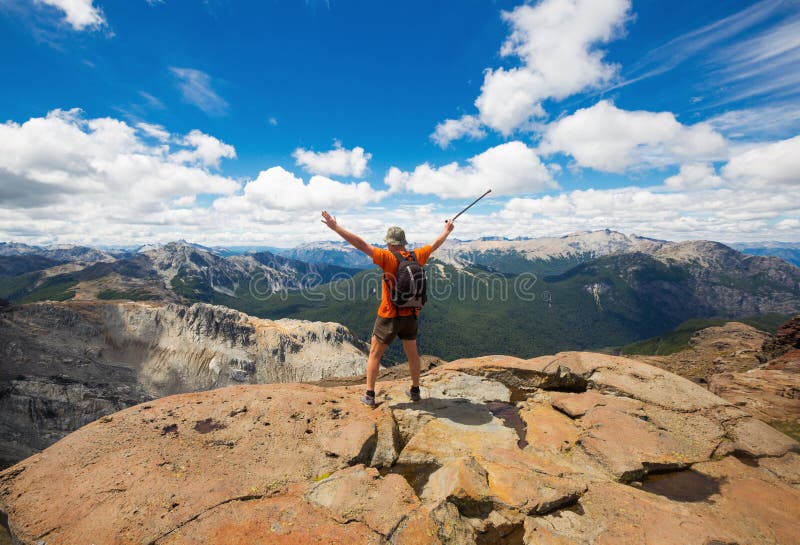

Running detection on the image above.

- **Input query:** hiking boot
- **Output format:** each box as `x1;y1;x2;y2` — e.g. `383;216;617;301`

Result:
406;387;421;402
359;393;376;407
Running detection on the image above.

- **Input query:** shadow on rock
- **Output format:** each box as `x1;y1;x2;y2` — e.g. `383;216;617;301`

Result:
390;397;498;427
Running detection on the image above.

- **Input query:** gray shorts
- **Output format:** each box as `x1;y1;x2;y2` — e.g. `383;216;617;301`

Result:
372;315;418;345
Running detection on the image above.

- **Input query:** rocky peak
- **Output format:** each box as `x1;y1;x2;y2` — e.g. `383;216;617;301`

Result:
438;229;666;265
1;352;798;544
652;240;742;267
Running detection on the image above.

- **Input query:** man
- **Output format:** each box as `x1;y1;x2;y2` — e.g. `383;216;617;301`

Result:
321;210;455;406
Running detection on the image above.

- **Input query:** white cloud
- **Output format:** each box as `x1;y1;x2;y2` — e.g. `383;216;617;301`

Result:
775;218;800;231
722;135;800;188
705;11;800;106
37;0;105;30
539;100;728;172
136;122;170;142
213;167;384;212
0;109;238;218
0;110;391;245
170;67;229;116
474;0;631;136
385;141;557;199
431;115;486;148
618;0;784;89
493;143;800;241
292;142;371;178
138;91;165;110
268;117;278;126
664;163;723;190
707;104;800;140
499;183;799;241
169;130;236;169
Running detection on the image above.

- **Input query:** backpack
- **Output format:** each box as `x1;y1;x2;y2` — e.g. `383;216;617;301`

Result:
386;251;427;308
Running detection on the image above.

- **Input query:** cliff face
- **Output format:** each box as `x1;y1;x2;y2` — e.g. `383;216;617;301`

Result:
0;301;367;467
0;352;798;545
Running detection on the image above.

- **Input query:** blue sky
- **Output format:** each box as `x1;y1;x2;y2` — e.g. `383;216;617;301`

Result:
0;0;798;246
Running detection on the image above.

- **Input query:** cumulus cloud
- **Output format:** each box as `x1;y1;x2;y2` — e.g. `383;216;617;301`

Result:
213;166;384;212
169;130;236;169
0;109;238;216
430;115;486;148
0;110;392;245
385;141;557;199
443;0;630;138
494;142;800;241
37;0;105;30
170;67;229;116
499;184;799;241
539;100;728;172
664;163;723;190
722;135;800;188
292;142;371;178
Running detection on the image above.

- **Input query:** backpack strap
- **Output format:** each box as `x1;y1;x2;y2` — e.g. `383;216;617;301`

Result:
384;251;403;287
389;251;417;263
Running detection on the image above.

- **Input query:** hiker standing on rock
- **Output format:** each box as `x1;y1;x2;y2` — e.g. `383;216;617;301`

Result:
321;210;455;407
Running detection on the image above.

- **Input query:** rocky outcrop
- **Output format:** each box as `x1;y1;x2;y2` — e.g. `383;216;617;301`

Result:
762;315;800;362
634;321;772;385
0;300;367;467
634;318;800;443
1;352;798;544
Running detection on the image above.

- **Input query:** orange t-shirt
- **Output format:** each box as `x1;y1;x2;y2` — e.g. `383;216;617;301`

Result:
373;245;433;318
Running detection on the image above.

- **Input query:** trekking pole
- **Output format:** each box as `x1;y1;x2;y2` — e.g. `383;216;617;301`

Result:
447;189;492;222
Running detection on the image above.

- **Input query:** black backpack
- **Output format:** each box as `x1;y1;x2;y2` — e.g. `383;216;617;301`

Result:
386;251;427;308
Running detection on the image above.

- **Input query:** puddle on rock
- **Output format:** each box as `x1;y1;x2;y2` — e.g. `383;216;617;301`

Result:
486;402;528;449
379;462;441;497
194;418;226;434
637;470;723;502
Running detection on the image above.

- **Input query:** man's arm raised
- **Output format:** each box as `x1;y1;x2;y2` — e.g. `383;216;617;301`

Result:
321;210;374;256
430;219;455;253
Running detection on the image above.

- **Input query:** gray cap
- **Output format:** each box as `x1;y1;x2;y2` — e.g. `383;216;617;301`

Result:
384;226;407;246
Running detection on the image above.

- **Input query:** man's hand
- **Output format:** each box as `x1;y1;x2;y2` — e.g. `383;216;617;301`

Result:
321;210;338;231
320;210;373;256
431;219;455;253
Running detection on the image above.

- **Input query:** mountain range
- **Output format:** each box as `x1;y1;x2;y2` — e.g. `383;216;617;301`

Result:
0;240;361;305
2;230;799;361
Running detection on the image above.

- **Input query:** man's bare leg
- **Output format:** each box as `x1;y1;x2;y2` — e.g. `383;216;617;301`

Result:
367;335;388;392
402;339;421;388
